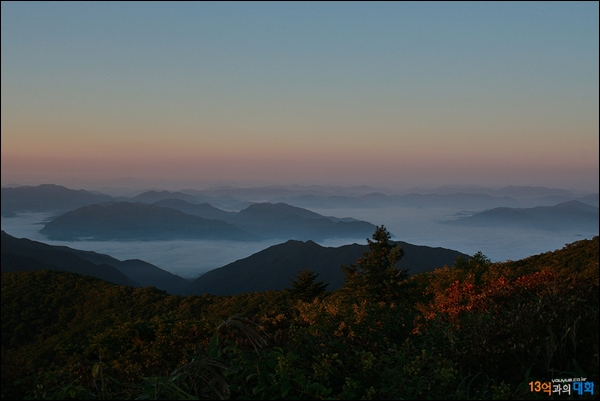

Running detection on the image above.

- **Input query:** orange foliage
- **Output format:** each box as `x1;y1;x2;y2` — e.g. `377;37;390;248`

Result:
421;269;562;326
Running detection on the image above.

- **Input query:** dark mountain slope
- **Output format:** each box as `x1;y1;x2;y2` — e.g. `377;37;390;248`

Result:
1;231;136;287
57;249;190;295
444;200;599;232
110;259;190;295
1;184;114;216
152;198;236;220
187;239;468;295
230;202;377;240
39;202;257;241
1;231;189;294
498;235;599;278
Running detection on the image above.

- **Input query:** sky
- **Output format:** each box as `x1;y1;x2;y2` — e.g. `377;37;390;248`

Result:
1;2;598;192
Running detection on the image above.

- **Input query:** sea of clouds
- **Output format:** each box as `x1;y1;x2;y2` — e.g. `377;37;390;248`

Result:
2;206;596;280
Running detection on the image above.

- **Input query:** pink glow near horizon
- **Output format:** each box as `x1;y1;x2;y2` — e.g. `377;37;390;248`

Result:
1;3;598;192
2;149;598;192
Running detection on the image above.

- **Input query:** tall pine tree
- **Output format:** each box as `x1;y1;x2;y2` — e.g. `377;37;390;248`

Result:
342;225;408;302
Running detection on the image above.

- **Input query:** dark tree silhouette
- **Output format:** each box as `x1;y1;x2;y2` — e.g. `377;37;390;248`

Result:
287;269;329;302
342;225;408;302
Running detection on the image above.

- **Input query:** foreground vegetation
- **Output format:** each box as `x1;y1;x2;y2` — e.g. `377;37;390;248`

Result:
2;228;598;399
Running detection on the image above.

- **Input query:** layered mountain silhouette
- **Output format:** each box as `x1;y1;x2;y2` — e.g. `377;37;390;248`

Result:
576;193;599;207
130;190;201;204
186;239;469;295
444;200;599;232
483;185;578;199
3;230;467;296
228;202;377;240
39;202;255;241
4;183;596;216
152;198;236;220
1;184;114;216
1;231;189;294
2;231;136;287
271;186;599;209
395;193;520;208
274;192;522;209
39;201;377;242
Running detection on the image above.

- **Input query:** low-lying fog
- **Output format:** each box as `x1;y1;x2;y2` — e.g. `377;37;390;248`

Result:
2;206;596;280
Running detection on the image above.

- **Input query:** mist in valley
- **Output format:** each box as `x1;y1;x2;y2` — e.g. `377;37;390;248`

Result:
2;202;596;280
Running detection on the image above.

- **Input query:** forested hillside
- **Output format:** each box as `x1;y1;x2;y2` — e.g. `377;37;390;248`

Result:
187;239;468;295
2;230;598;400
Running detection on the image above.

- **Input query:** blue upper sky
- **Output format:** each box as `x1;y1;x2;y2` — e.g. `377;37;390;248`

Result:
1;2;598;191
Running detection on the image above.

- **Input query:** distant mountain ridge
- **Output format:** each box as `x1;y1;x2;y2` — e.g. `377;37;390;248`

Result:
130;190;200;204
38;201;378;242
444;200;599;232
576;193;599;207
187;239;469;295
1;184;114;216
39;202;256;241
4;184;597;217
228;202;377;240
274;192;523;209
402;185;583;199
152;198;237;220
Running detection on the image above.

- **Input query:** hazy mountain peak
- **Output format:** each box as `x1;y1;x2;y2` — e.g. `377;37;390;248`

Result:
39;202;256;241
237;202;323;219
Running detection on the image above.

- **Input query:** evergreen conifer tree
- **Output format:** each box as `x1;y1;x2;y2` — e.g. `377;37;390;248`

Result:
287;269;329;302
342;225;408;302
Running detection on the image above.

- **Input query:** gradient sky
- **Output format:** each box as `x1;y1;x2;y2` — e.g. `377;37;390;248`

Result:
2;2;598;192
